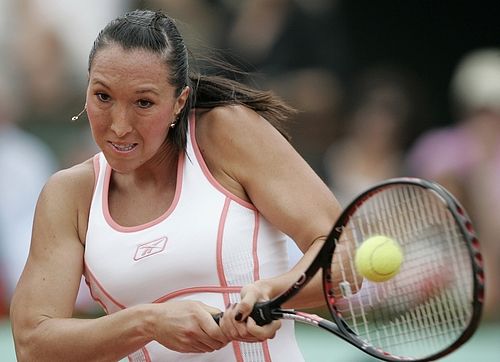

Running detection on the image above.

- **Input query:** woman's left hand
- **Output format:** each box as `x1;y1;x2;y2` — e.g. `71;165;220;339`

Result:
218;281;281;342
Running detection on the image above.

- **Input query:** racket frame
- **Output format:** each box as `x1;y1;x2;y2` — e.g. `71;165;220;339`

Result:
218;177;485;362
321;177;484;361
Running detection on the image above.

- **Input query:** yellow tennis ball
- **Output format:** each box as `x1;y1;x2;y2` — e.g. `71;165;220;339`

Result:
355;235;403;282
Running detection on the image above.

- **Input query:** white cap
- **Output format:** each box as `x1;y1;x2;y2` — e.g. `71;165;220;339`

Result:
451;48;500;115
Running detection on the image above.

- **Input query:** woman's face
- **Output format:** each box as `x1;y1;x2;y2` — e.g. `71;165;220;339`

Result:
86;44;188;173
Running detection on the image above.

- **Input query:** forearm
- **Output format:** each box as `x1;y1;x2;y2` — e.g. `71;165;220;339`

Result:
14;304;158;362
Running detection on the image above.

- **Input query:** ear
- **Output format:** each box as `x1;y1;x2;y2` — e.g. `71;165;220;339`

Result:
174;86;190;116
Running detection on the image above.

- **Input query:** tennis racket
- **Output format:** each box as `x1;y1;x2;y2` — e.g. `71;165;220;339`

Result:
214;177;484;361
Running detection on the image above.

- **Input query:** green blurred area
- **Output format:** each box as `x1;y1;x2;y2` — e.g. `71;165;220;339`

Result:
2;318;498;361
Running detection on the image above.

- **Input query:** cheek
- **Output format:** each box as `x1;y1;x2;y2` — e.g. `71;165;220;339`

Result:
144;117;170;142
86;106;108;139
87;109;102;129
148;108;174;135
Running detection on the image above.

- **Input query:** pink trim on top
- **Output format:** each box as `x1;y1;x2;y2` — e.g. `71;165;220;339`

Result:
215;198;244;362
83;275;110;314
232;342;244;362
84;262;127;310
217;197;231;289
153;285;242;303
127;347;151;362
262;341;272;362
252;210;261;281
92;154;101;187
189;112;256;210
101;152;185;233
250;211;272;362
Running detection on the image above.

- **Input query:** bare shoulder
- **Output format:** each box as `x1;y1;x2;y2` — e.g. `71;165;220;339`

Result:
195;105;288;200
196;105;278;141
42;158;95;202
195;105;288;164
38;157;96;241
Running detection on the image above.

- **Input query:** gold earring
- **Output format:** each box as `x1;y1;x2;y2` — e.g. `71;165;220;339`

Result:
170;114;180;128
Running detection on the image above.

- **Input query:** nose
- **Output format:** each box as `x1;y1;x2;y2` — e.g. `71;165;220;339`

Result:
110;106;133;137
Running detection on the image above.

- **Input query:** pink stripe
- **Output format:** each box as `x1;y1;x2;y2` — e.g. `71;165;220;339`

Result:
217;198;231;289
84;262;126;310
101;152;185;232
252;211;260;281
262;340;272;362
251;212;272;362
232;342;244;362
127;347;151;362
215;198;244;362
217;198;233;356
92;154;100;187
142;347;151;362
189;112;256;210
83;276;109;314
153;286;242;303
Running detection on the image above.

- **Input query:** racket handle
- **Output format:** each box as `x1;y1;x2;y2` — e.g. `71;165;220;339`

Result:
212;312;223;324
212;302;275;326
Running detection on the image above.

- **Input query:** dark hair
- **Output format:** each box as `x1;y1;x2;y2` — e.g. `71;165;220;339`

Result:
88;9;295;152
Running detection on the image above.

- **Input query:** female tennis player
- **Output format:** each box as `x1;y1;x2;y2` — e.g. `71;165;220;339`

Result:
10;9;341;362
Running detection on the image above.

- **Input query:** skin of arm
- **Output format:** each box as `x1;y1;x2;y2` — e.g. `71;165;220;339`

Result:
10;161;228;361
196;105;342;339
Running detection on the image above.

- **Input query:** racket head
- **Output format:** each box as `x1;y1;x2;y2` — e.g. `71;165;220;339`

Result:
323;177;484;361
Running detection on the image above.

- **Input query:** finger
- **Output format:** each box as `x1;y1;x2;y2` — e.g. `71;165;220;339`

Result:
220;304;254;340
174;337;215;353
246;317;281;341
186;330;226;353
200;313;230;346
205;305;224;316
235;296;259;322
221;314;280;343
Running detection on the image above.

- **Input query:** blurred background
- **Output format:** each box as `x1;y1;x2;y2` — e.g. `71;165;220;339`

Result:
1;0;499;360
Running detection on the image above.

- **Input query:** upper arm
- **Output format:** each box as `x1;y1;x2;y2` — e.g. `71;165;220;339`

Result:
10;163;94;330
197;106;341;251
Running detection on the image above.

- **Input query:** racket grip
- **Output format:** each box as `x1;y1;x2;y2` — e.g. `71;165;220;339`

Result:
211;302;274;326
212;312;223;324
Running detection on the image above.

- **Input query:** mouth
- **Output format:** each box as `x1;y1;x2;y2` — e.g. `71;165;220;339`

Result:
109;141;138;153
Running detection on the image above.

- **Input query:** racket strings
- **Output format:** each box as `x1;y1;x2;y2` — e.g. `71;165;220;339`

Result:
330;185;474;359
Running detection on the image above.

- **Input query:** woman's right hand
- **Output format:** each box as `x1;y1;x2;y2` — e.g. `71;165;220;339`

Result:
152;301;230;353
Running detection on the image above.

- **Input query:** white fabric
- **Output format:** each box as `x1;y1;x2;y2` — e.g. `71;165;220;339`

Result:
84;113;304;361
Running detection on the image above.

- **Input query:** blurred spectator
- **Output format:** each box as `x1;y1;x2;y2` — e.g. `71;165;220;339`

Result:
324;66;424;205
224;0;351;77
11;0;129;125
136;0;231;48
406;48;500;320
270;67;343;180
0;70;58;315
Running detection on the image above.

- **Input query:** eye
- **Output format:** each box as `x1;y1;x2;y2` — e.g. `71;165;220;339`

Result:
96;92;110;102
137;99;153;108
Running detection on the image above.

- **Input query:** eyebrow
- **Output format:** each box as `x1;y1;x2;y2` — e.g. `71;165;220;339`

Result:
135;88;160;96
90;79;161;96
90;79;110;89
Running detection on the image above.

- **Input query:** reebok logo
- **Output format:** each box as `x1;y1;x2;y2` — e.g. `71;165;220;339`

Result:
134;237;168;261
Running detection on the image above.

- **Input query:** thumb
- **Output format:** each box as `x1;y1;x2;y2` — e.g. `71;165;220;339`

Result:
235;288;261;321
203;304;223;316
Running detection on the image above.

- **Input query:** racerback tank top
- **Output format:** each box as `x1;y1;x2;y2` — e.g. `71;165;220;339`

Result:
84;111;305;361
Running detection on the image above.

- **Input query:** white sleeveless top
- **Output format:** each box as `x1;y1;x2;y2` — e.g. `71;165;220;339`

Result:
84;112;305;362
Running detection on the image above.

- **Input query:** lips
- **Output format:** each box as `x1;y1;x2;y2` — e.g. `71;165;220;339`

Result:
109;141;138;152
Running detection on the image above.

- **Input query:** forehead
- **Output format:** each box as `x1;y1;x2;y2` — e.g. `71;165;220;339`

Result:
90;44;170;86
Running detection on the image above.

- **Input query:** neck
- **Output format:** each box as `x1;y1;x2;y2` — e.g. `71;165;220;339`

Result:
112;141;179;190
